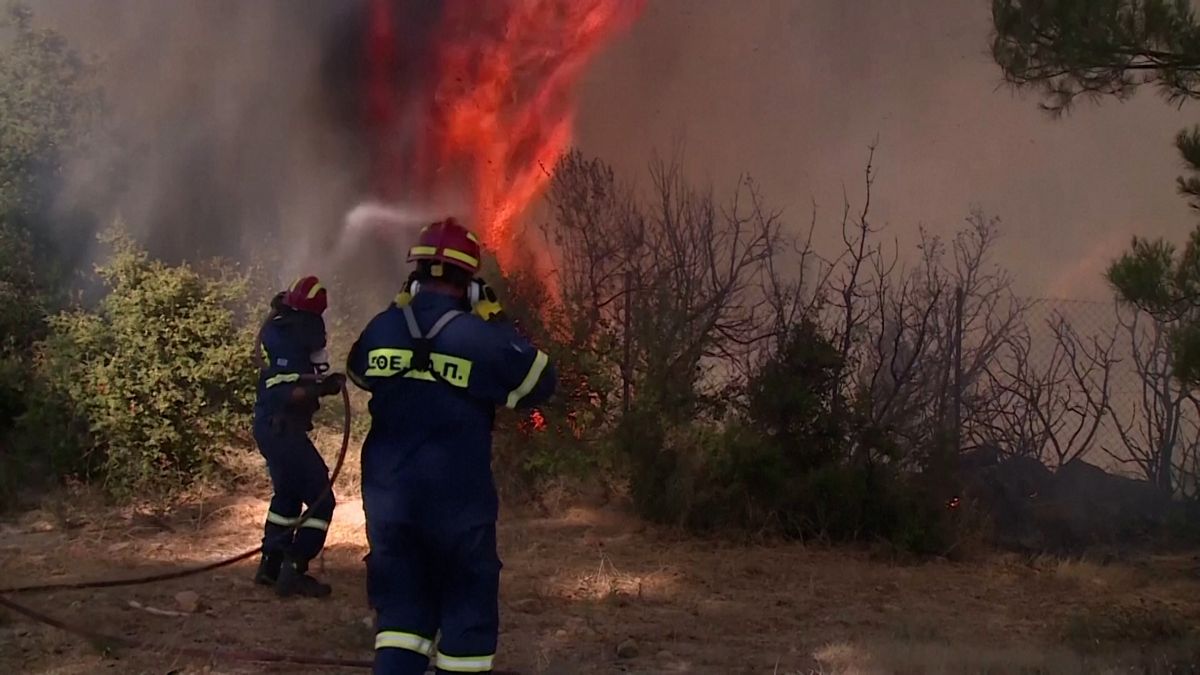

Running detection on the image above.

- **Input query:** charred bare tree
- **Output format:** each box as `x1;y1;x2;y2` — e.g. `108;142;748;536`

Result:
1105;307;1199;493
827;144;891;421
761;199;830;354
976;312;1117;468
544;148;784;423
832;203;1028;466
628;155;783;417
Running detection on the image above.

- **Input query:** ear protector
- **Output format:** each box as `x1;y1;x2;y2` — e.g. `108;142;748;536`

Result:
401;278;483;308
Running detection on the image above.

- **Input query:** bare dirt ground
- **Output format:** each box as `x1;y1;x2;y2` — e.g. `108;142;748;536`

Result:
3;488;1200;675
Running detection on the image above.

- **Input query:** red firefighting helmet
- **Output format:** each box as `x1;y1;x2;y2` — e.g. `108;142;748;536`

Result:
407;217;481;275
283;275;328;315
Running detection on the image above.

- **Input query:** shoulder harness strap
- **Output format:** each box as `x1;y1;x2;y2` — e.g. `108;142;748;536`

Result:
400;306;464;382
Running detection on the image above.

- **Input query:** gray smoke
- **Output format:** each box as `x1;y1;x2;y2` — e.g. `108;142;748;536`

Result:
35;0;428;303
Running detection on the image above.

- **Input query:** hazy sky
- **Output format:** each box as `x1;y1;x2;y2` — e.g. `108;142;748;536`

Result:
28;0;1198;302
573;0;1196;300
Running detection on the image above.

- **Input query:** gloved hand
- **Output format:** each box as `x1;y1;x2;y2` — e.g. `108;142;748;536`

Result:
470;278;506;322
317;372;346;396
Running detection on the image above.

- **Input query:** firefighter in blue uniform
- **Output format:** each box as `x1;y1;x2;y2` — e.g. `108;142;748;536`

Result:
253;275;345;598
347;218;556;674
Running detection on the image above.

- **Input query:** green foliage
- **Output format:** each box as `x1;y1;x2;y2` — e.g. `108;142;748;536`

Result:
0;2;98;217
15;228;257;498
0;221;44;342
747;319;845;470
0;222;44;433
992;0;1200;112
1107;225;1200;385
0;2;100;294
0;1;96;433
992;1;1200;318
1107;236;1183;313
1175;127;1200;208
0;2;99;505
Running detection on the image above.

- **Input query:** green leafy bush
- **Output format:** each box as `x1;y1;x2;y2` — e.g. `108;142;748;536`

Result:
15;229;257;499
0;222;45;428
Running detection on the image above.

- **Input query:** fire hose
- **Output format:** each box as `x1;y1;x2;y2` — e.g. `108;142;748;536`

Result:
0;385;426;672
0;381;523;673
1;381;352;595
0;593;376;670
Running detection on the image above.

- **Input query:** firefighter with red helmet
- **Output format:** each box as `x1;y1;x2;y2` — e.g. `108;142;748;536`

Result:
253;275;345;598
347;218;556;674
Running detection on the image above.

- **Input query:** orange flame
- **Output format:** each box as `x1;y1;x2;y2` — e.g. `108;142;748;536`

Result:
364;0;646;274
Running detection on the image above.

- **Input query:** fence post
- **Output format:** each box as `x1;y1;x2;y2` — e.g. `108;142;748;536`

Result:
952;286;965;454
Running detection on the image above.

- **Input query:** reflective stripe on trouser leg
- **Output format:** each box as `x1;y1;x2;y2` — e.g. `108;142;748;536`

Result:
435;524;501;674
288;435;335;562
262;500;299;555
436;652;494;673
298;517;329;531
367;521;439;675
375;631;434;656
266;510;299;526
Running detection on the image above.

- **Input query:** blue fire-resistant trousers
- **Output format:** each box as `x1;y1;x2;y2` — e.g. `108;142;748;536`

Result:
254;416;335;563
367;521;502;674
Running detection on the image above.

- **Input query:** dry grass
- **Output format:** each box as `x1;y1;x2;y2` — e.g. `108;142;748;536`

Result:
1035;554;1146;591
3;491;1200;674
812;640;1105;675
1062;601;1193;647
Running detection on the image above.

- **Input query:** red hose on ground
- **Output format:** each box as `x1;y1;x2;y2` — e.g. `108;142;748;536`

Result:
1;385;352;595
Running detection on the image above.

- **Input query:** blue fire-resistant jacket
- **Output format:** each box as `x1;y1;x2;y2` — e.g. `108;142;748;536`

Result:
346;291;556;532
255;308;330;428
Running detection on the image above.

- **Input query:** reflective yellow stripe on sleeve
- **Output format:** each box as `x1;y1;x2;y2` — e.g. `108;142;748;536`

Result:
375;631;434;656
505;350;548;409
265;373;301;388
436;652;495;673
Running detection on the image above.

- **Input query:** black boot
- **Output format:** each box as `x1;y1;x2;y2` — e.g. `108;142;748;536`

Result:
254;551;282;586
275;556;331;598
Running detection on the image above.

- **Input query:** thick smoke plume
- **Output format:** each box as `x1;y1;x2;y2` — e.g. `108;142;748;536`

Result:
35;0;642;304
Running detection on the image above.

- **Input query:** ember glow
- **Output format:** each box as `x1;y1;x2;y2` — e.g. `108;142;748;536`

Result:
519;408;548;435
363;0;646;272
